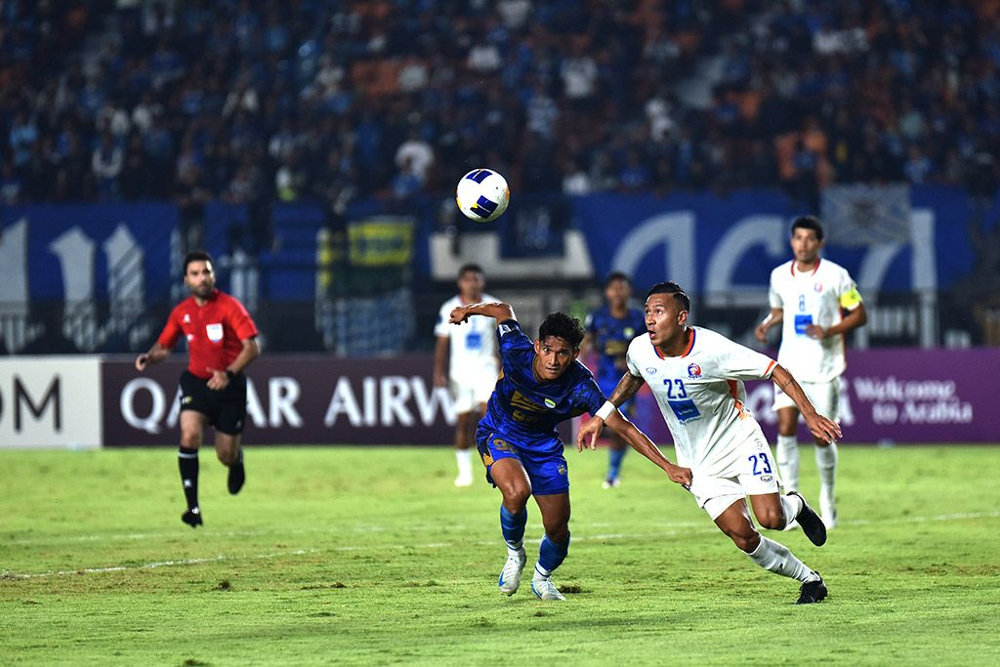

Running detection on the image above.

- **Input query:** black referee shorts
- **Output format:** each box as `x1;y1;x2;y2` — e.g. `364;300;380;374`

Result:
179;370;248;435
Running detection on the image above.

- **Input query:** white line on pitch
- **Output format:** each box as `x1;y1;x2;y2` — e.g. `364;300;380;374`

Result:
3;510;998;580
7;509;1000;548
2;549;315;580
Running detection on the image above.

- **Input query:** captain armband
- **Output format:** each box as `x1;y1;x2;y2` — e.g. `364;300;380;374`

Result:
839;287;863;310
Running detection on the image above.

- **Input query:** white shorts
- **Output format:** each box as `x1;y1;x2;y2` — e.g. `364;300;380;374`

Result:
689;436;782;520
450;375;496;414
773;378;840;421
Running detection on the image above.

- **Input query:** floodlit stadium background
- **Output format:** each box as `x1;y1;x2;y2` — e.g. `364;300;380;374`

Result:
2;1;996;447
2;3;1000;665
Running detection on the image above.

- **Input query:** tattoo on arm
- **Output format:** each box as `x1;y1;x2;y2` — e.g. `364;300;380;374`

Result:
608;373;644;407
775;373;792;391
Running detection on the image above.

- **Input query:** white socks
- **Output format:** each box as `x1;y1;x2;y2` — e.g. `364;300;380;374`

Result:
776;435;799;491
779;492;803;529
456;448;473;477
815;442;838;501
746;536;817;583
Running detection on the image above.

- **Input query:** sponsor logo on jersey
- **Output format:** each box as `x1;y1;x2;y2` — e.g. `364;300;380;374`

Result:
645;367;657;375
544;398;557;409
623;327;635;337
206;323;224;342
498;323;514;336
760;475;773;483
511;392;544;413
186;334;194;342
687;363;702;378
183;313;191;323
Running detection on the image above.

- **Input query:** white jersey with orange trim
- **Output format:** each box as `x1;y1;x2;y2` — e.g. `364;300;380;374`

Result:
768;258;863;383
626;327;777;476
434;293;500;382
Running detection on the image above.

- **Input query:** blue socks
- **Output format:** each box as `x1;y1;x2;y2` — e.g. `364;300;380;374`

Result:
607;447;627;481
535;534;570;578
501;504;570;578
500;505;527;551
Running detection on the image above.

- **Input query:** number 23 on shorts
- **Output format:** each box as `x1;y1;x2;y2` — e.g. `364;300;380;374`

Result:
748;452;773;476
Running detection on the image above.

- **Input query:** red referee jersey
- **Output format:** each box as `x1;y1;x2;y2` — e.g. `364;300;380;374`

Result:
157;289;259;379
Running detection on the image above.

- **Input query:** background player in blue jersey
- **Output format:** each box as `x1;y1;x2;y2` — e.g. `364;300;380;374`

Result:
449;301;692;601
583;272;647;488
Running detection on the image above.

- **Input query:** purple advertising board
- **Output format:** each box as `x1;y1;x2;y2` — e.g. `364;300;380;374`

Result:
102;349;998;447
628;348;999;445
102;356;457;446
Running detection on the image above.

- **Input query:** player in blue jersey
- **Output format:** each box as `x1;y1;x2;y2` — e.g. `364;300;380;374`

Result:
583;272;647;488
449;301;692;601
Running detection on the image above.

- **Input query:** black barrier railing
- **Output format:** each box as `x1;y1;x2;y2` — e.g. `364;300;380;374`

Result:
2;286;994;357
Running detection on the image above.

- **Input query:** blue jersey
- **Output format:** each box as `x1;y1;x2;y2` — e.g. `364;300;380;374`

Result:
585;305;646;393
479;319;604;454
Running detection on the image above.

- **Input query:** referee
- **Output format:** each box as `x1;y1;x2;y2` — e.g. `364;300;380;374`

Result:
135;250;261;528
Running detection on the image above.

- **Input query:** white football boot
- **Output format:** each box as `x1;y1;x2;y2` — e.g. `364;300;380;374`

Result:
498;548;527;595
530;575;565;601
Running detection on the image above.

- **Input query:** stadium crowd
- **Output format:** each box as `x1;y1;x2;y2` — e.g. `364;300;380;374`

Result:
1;0;998;211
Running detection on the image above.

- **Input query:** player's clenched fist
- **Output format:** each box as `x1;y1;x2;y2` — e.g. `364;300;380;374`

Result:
666;463;693;488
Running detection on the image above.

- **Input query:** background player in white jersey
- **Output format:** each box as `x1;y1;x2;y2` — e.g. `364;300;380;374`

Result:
755;216;867;528
578;282;842;604
434;264;500;486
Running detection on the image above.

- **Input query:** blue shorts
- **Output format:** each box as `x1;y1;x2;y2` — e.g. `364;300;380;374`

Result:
598;377;636;417
476;429;570;496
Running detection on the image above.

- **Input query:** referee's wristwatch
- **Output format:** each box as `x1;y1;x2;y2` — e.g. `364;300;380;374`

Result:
225;369;237;381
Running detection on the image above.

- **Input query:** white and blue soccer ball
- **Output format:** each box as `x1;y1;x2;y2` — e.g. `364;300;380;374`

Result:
456;168;510;222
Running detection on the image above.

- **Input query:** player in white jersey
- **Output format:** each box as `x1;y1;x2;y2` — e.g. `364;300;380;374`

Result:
435;264;501;486
755;216;867;528
578;282;842;604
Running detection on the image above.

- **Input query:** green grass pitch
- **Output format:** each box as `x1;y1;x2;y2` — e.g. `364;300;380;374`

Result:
2;444;999;665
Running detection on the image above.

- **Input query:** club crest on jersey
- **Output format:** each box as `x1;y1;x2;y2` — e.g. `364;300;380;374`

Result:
544;398;557;409
183;313;191;324
814;282;823;292
206;323;224;342
687;363;702;378
624;327;635;337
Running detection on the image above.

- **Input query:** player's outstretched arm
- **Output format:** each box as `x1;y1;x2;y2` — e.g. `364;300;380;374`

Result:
576;372;646;450
600;410;692;487
449;301;515;325
771;364;842;443
135;343;170;371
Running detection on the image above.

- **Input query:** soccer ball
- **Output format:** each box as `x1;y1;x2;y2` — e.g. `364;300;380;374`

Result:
456;168;510;222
